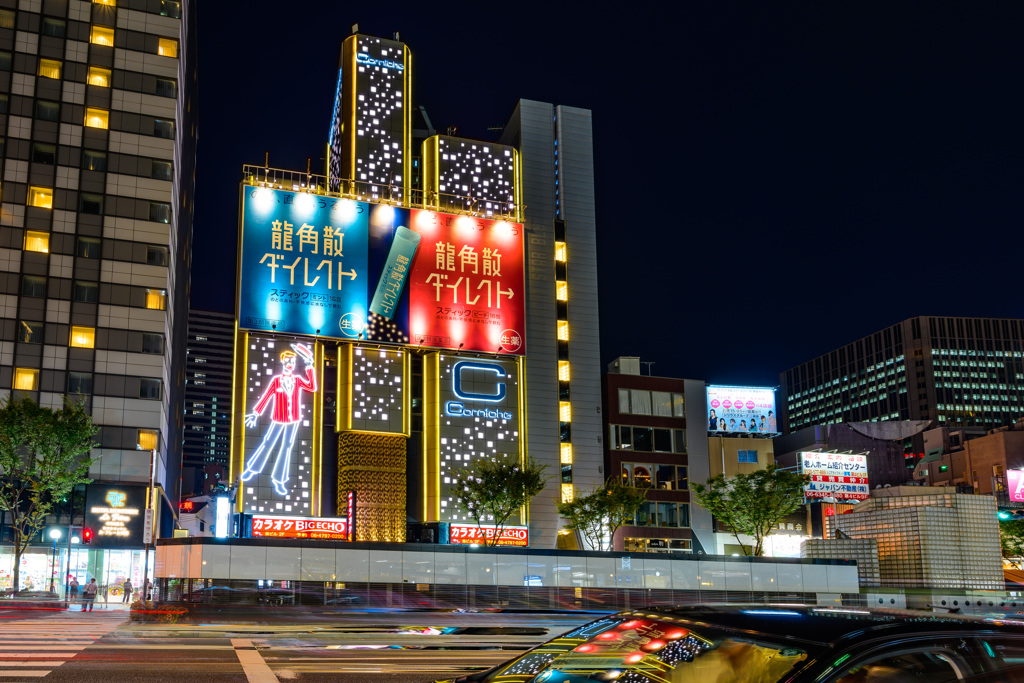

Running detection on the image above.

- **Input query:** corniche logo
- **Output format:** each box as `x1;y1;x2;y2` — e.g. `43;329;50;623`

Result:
445;401;513;421
446;360;513;420
356;52;405;71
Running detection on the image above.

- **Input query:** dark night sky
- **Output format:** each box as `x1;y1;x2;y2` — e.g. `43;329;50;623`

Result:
192;2;1024;387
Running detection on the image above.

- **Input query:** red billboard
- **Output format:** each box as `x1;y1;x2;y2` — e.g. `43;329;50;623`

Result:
408;210;525;355
447;524;529;547
249;514;349;540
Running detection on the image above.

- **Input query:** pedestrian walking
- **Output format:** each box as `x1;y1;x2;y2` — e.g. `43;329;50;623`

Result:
82;578;98;611
68;577;79;603
122;579;133;603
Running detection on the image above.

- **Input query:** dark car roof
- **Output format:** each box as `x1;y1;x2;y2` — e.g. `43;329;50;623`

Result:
638;605;1024;648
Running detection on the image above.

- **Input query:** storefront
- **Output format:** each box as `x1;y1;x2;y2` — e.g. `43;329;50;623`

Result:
0;545;154;600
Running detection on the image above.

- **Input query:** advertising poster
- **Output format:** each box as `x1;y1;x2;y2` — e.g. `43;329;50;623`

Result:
247;515;348;541
444;524;529;547
84;485;147;546
800;451;870;501
1008;470;1024;502
238;187;525;355
706;385;779;435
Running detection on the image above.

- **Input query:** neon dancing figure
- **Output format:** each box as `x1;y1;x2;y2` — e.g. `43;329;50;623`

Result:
241;343;316;496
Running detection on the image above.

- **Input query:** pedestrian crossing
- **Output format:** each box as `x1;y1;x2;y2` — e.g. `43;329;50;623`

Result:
0;609;124;678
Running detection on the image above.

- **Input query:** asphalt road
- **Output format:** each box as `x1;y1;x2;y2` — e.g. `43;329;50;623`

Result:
0;607;598;681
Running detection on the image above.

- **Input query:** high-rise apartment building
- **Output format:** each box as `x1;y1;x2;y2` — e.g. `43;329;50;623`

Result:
781;316;1024;434
181;308;232;498
0;0;195;592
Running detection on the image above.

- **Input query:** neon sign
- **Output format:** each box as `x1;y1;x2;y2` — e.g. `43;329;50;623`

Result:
105;491;127;508
241;342;317;497
452;361;507;402
249;514;349;541
447;524;528;547
355;52;404;70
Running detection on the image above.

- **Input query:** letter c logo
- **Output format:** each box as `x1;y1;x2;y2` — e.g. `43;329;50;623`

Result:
452;361;507;403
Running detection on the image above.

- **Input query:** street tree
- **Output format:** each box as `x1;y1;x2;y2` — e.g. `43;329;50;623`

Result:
0;396;98;591
451;453;547;547
556;476;648;551
690;465;809;557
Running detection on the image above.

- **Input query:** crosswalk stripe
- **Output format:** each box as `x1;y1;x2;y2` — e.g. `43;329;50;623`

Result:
0;671;51;677
0;653;80;658
0;662;69;667
0;611;123;679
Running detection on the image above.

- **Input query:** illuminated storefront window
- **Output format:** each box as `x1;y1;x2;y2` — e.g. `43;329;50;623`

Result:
70;326;95;348
90;26;114;46
28;186;52;209
88;66;111;87
24;230;49;253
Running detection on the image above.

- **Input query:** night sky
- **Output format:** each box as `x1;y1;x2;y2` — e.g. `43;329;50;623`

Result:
192;2;1024;387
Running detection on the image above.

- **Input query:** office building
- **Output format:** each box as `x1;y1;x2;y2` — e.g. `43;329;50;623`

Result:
181;308;232;498
781;316;1024;435
915;419;1024;494
0;0;196;593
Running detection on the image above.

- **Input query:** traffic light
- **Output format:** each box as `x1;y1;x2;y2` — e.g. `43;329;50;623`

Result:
82;527;93;544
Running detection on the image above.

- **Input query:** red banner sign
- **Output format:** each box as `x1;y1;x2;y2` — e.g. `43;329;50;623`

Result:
448;524;529;547
408;210;525;355
250;514;349;541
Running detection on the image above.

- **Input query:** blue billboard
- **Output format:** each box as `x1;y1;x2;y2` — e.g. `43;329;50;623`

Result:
239;187;409;341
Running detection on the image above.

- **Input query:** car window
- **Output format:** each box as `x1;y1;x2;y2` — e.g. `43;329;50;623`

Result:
835;650;965;682
469;615;810;683
969;638;1024;677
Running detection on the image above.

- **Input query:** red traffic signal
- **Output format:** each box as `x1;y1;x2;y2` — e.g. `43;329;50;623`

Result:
82;527;93;544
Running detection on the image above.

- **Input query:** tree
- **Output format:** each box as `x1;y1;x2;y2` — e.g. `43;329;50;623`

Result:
1001;519;1024;568
557;476;649;551
451;453;547;547
690;465;809;557
0;396;98;591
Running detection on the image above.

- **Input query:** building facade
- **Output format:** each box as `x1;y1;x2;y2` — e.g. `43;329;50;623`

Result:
181;308;232;498
0;0;195;593
781;316;1024;435
915;419;1024;495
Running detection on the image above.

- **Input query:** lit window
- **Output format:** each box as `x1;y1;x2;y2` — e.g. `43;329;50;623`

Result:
555;241;567;262
28;186;52;209
557;320;569;341
560;443;573;465
145;288;166;310
559;401;572;422
560;484;574;504
138;429;158;451
24;231;49;253
85;108;108;129
93;0;116;5
558;360;570;382
556;280;568;301
87;66;111;87
158;38;177;58
90;26;114;46
14;368;38;391
37;59;61;80
69;326;95;349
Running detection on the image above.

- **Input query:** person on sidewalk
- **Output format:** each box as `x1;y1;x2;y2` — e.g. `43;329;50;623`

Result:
122;579;133;603
82;578;98;611
68;577;79;603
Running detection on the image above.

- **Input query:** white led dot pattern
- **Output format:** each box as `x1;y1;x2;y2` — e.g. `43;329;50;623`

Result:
435;136;516;216
354;36;406;201
349;345;404;433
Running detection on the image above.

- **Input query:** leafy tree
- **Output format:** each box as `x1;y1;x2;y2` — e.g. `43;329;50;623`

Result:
1000;519;1024;568
690;465;809;557
451;453;547;547
557;476;649;551
0;396;98;591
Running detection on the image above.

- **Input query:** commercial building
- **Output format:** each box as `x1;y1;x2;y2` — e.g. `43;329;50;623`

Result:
0;0;196;594
806;486;1003;591
219;31;602;554
915;419;1024;495
781;316;1024;435
181;308;233;498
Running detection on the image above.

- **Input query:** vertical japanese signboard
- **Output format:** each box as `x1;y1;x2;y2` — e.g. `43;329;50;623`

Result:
800;451;870;501
238;187;525;355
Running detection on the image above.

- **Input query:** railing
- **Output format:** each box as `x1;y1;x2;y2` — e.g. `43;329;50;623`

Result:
241;164;522;222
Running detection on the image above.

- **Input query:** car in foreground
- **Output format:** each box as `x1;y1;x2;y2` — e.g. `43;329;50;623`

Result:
434;605;1024;682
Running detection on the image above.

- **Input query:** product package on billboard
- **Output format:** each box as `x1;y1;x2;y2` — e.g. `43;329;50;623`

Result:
238;187;525;355
705;385;779;435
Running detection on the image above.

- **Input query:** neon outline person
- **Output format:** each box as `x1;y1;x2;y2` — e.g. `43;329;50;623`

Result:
241;343;316;496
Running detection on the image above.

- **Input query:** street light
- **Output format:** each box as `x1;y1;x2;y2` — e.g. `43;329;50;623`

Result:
48;528;61;593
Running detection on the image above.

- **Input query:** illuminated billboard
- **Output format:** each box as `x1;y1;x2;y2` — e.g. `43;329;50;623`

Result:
444;523;529;547
246;514;349;541
238;187;525;355
706;385;778;435
1008;470;1024;502
85;485;146;546
425;354;522;523
239;335;322;516
800;451;870;501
